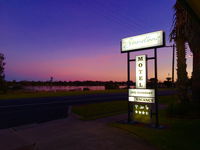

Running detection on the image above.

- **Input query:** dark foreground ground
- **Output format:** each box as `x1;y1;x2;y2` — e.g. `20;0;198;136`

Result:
0;113;156;150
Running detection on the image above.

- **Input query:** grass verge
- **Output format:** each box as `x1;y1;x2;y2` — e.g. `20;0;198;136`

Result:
111;117;200;150
0;89;127;100
71;95;177;120
72;100;127;120
110;95;200;150
72;95;200;150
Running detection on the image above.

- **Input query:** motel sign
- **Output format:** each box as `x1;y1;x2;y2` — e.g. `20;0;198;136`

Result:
121;30;165;127
136;55;147;89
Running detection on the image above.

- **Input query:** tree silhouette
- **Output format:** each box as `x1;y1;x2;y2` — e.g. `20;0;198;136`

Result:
0;53;6;92
171;0;200;102
170;1;189;103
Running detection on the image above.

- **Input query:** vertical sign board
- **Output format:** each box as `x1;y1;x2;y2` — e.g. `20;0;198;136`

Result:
129;88;155;123
131;55;153;123
136;55;147;89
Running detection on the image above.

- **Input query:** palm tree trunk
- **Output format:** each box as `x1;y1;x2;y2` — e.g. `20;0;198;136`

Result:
176;38;189;103
187;16;200;102
192;51;200;102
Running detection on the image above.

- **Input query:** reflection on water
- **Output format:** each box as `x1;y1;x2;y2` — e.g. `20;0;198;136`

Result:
24;86;128;92
24;86;104;91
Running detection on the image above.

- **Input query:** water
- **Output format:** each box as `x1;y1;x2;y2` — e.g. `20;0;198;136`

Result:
24;85;128;92
24;86;105;92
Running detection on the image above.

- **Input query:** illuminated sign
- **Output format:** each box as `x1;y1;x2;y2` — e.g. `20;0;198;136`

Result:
129;89;155;97
121;30;165;52
129;87;155;103
134;104;151;123
129;97;154;103
136;55;147;89
120;30;165;125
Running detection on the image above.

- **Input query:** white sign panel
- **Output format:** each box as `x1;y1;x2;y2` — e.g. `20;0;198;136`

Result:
129;97;155;103
121;30;164;52
129;89;155;97
136;55;147;89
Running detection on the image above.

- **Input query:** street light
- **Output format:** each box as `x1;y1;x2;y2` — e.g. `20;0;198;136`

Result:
164;44;175;84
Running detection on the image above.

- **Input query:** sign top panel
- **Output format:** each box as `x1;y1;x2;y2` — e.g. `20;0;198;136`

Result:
121;30;165;53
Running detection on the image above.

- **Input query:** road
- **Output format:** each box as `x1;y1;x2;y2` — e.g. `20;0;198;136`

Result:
0;90;176;128
0;90;176;107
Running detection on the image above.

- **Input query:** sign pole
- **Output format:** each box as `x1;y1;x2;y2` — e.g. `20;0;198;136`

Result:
154;48;159;128
127;52;131;123
172;44;175;84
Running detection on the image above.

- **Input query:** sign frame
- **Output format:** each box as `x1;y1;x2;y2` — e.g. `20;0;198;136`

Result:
121;30;166;127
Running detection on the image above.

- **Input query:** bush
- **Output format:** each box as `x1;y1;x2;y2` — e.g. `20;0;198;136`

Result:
105;83;119;90
167;102;200;118
83;88;90;91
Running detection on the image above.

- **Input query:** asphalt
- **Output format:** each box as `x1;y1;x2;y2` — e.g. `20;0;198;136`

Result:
0;90;177;128
0;90;176;107
0;113;156;150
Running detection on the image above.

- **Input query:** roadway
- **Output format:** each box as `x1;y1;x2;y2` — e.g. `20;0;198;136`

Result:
0;90;176;107
0;90;176;128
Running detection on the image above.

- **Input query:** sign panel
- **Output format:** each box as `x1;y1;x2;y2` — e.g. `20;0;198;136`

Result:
133;104;151;123
129;89;155;97
136;55;147;88
121;30;165;52
129;97;155;103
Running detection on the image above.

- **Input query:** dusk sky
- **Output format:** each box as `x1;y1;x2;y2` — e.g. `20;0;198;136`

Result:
0;0;193;81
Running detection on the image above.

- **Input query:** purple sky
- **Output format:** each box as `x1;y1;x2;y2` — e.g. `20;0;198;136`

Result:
0;0;193;81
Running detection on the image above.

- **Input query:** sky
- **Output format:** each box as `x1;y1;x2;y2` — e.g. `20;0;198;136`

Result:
0;0;193;82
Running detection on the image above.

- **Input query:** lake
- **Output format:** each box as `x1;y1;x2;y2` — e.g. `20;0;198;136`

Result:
24;85;129;92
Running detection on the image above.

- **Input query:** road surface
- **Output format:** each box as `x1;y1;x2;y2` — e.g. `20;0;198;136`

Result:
0;90;176;128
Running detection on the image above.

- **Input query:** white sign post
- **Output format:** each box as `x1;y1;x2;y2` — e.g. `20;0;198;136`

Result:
136;55;147;89
129;55;155;104
127;54;155;123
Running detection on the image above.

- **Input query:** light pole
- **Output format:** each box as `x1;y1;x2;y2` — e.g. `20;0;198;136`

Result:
165;44;175;85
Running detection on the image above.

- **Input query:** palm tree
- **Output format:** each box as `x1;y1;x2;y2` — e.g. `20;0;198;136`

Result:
0;53;6;92
170;1;189;103
182;5;200;102
0;53;5;82
171;0;200;102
